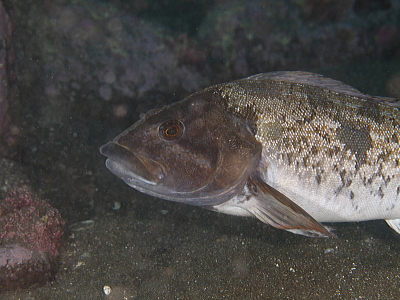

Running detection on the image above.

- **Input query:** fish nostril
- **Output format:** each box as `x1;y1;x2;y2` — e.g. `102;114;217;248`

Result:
156;172;165;181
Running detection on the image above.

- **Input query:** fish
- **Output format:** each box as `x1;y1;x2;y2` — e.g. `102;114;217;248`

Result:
100;71;400;238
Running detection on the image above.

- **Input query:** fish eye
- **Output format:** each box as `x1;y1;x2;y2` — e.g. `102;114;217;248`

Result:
159;120;184;140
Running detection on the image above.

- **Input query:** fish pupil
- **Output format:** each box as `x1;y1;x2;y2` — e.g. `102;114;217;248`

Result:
166;126;178;137
159;120;184;140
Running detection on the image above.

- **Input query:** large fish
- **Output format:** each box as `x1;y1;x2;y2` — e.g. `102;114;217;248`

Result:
100;71;400;237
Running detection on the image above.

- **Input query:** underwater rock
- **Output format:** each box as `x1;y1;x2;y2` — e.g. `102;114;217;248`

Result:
198;0;400;80
0;0;18;158
0;189;64;292
11;0;207;129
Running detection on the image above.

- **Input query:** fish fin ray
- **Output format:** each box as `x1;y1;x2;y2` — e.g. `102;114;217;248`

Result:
374;96;400;108
386;219;400;234
285;227;336;238
245;172;336;238
243;71;400;109
243;71;364;98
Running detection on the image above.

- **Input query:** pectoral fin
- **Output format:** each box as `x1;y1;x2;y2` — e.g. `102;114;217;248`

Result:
246;172;336;238
385;219;400;234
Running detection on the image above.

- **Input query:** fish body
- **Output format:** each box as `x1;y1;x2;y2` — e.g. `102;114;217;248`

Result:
100;71;400;237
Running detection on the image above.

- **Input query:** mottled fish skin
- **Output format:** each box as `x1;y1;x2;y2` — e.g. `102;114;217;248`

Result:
101;71;400;237
214;72;400;222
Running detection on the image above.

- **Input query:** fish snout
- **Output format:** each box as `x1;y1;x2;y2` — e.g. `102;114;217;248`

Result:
100;142;164;185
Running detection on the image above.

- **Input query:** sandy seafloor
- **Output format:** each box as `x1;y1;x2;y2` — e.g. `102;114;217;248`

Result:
4;204;400;299
2;62;400;300
2;0;400;299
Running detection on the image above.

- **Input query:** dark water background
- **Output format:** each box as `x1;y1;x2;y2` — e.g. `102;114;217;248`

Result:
1;0;400;298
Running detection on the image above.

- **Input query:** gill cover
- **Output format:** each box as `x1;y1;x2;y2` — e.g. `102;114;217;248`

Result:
100;91;262;206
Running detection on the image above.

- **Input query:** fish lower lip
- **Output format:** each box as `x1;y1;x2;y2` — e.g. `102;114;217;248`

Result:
105;159;157;186
100;142;164;184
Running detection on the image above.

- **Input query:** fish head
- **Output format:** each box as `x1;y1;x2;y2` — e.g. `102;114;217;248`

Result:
100;91;261;206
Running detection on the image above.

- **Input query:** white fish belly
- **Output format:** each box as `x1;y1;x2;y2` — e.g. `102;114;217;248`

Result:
262;160;400;223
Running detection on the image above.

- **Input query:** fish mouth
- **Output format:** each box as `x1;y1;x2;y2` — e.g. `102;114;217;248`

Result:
100;141;252;206
99;142;165;186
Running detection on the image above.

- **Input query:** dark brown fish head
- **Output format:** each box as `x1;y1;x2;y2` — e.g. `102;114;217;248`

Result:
100;91;262;206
